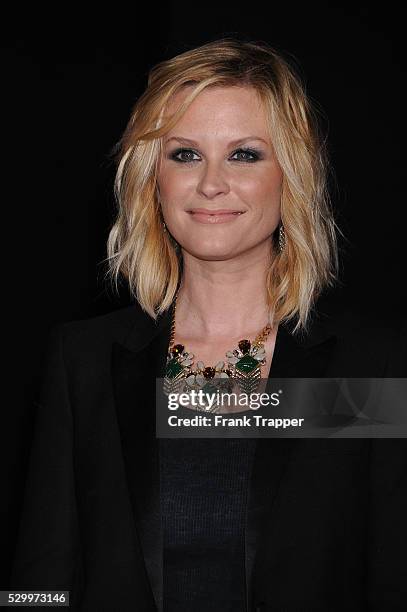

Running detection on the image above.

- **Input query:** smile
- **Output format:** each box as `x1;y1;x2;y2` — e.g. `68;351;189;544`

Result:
187;210;246;224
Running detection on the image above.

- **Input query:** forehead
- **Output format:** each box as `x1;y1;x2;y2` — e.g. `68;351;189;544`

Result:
163;85;270;141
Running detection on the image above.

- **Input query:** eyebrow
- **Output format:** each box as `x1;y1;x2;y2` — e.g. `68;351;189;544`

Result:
164;136;269;147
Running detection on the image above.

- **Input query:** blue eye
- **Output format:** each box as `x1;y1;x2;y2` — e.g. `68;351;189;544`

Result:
169;147;262;164
170;148;200;163
230;148;260;162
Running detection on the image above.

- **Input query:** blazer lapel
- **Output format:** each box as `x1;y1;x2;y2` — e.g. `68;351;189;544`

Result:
111;306;172;612
244;315;338;610
111;302;337;612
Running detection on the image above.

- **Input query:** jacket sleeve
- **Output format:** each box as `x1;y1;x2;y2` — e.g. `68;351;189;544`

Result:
10;324;83;608
367;439;407;610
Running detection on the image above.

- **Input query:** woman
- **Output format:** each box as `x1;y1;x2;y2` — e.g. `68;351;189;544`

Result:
12;39;406;611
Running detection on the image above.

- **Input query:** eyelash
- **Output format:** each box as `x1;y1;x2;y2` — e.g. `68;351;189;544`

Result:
169;147;262;164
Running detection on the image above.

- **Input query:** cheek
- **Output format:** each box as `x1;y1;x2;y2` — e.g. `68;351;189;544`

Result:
157;172;191;230
239;169;282;208
157;167;192;204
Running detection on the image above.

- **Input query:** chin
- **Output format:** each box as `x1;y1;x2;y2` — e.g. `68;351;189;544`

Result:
185;246;238;261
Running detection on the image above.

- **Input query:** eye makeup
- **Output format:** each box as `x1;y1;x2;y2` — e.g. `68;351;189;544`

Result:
167;147;264;164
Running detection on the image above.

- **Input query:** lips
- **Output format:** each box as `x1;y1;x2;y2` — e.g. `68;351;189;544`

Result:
186;209;246;225
187;209;245;215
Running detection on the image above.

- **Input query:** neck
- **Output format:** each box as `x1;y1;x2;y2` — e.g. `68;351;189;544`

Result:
174;243;275;341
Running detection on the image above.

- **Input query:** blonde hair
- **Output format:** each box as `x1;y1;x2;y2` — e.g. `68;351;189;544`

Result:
106;37;339;333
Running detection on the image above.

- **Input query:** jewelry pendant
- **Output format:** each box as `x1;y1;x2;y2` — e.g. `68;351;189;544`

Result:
163;338;269;409
163;345;234;412
226;338;267;395
163;343;194;396
184;360;235;399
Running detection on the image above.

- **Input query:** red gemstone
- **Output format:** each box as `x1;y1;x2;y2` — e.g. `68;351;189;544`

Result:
238;339;251;354
172;344;184;355
203;366;216;379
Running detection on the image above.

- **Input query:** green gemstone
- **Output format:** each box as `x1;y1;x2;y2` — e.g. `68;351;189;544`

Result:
235;354;259;374
165;358;184;379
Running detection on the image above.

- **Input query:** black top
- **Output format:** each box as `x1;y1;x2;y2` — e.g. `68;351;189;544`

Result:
159;430;257;611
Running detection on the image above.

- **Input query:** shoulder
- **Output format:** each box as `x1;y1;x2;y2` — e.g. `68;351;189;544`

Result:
308;288;406;376
51;301;152;357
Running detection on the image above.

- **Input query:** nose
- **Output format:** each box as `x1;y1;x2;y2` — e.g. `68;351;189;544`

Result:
196;161;231;199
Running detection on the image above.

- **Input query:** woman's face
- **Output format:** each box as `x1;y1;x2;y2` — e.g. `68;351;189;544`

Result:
156;85;283;261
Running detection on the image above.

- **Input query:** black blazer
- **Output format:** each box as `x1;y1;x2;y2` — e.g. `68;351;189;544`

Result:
11;297;407;611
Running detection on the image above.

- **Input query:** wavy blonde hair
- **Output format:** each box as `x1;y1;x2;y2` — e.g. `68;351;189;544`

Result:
106;37;339;333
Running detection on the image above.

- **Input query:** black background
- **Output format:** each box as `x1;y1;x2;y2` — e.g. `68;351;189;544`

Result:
2;5;404;587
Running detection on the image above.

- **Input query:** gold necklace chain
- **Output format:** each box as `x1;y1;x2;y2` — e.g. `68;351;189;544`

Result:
168;289;272;355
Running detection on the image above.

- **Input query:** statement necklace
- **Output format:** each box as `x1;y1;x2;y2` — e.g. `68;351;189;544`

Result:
163;290;272;409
